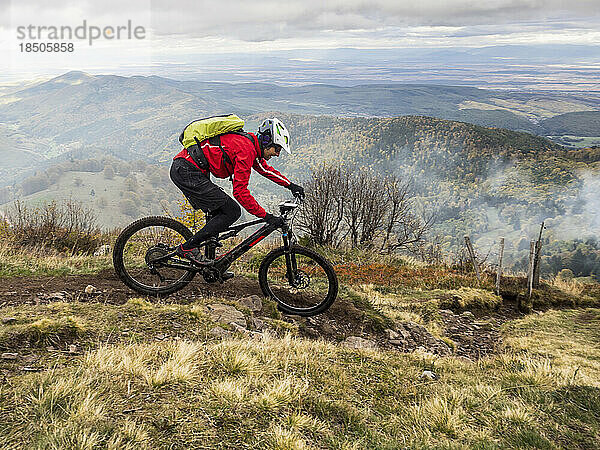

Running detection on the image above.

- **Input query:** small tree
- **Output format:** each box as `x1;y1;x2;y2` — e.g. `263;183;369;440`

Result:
103;165;115;180
297;163;433;251
119;199;138;217
296;162;346;247
176;197;205;232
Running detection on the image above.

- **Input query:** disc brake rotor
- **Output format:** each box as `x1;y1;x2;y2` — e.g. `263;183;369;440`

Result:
291;270;310;289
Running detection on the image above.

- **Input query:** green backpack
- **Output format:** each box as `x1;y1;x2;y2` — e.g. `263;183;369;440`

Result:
178;114;245;149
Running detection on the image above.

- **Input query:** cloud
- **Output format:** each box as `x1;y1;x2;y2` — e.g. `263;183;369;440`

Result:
144;1;600;43
2;0;599;80
4;0;600;41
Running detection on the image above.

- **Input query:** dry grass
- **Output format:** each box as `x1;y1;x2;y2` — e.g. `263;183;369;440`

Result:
0;315;86;350
1;246;599;447
552;275;586;296
443;286;503;310
503;308;600;388
0;240;112;277
2;316;600;448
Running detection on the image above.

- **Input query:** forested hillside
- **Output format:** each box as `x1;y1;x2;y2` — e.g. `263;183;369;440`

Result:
540;111;600;137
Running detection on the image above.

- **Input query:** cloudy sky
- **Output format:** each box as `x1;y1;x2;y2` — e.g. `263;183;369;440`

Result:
1;0;599;82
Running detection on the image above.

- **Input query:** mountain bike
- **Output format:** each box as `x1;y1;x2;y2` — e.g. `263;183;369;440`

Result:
112;196;338;316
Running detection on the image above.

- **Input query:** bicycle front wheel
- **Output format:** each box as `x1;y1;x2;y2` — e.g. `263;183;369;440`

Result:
113;216;196;296
258;245;338;316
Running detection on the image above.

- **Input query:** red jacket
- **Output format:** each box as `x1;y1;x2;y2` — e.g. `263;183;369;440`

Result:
173;132;290;218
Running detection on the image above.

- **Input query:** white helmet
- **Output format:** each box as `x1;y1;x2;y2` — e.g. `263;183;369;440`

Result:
257;117;291;154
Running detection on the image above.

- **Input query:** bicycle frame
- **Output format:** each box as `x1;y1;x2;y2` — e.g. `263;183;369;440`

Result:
151;214;294;276
205;214;293;273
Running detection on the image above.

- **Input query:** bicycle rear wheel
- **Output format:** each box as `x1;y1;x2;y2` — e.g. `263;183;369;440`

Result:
258;245;338;316
113;216;195;296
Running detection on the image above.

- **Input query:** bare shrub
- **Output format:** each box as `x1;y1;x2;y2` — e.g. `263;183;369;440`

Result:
298;163;433;251
3;199;101;255
296;163;347;247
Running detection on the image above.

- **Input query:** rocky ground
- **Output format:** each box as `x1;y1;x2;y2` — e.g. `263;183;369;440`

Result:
0;270;516;361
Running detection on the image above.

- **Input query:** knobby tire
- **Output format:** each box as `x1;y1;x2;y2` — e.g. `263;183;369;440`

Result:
113;216;195;296
258;245;338;316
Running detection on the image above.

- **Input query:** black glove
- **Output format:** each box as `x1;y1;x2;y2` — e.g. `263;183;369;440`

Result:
288;183;305;199
264;213;285;228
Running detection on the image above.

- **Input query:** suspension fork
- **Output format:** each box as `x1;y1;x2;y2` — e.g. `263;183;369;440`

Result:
282;227;298;285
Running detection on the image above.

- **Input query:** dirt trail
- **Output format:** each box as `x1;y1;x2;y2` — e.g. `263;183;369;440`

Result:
0;271;509;360
0;269;264;307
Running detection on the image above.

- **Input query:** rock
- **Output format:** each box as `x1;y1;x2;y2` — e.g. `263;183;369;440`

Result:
209;326;232;338
385;329;400;340
320;322;336;335
84;285;97;295
251;318;265;331
1;352;18;360
230;322;249;334
389;339;405;347
460;311;475;320
396;325;411;340
404;338;417;349
206;303;246;328
239;295;263;312
420;370;437;381
454;356;473;364
433;344;452;356
306;317;319;326
404;321;419;332
342;336;377;350
23;354;39;363
474;320;495;331
93;244;111;256
303;327;320;338
2;317;17;325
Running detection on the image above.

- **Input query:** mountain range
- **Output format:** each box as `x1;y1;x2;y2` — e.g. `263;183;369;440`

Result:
1;71;599;186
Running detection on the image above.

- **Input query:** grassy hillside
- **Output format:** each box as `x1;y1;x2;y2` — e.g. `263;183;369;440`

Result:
0;247;599;448
15;170;181;230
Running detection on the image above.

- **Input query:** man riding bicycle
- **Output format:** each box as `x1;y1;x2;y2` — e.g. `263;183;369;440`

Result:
170;117;304;265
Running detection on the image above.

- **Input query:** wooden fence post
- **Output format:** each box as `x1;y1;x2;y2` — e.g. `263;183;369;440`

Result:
464;236;481;282
496;238;504;296
528;240;535;298
533;222;545;288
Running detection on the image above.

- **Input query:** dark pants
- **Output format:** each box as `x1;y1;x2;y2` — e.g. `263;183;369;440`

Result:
170;159;241;249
